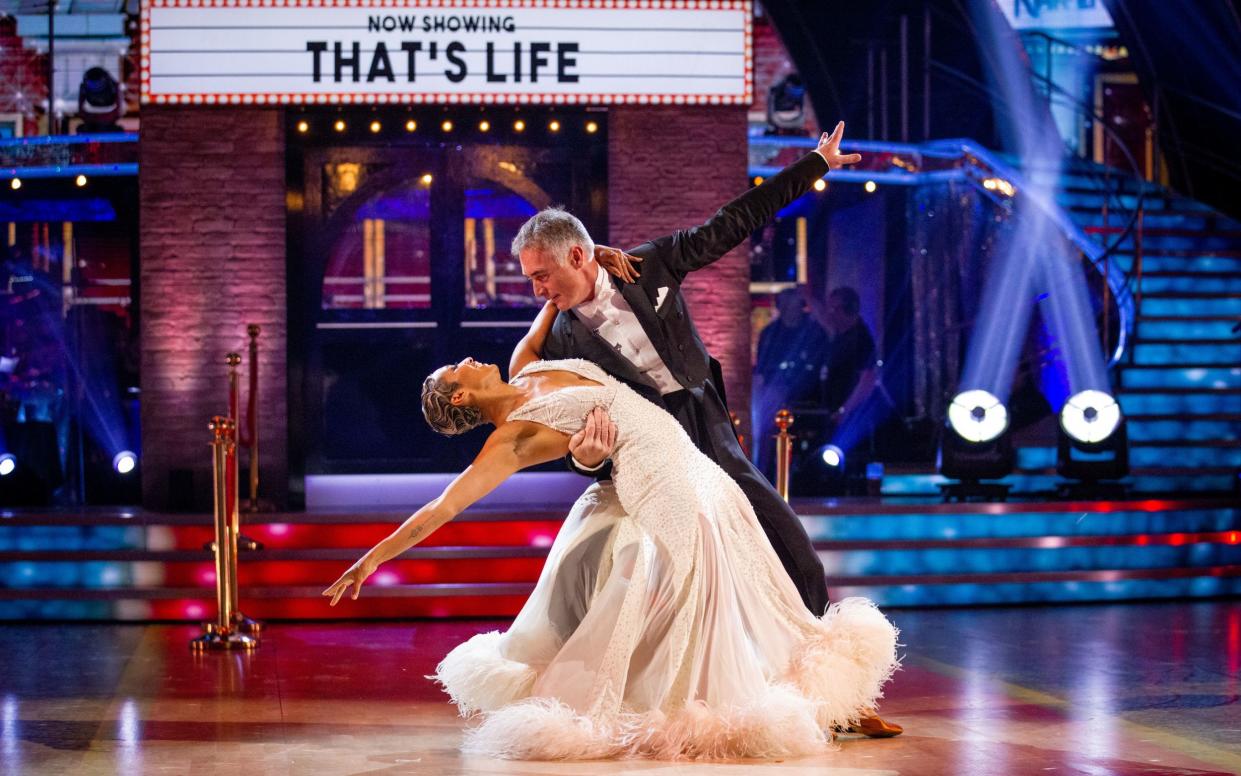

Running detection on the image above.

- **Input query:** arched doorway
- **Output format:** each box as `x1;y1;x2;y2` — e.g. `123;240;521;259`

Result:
287;112;607;478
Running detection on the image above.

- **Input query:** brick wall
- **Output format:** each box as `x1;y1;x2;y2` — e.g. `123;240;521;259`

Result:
607;106;755;436
139;107;287;510
0;16;46;136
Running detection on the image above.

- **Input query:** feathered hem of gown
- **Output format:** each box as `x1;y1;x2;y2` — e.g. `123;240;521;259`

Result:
430;598;900;761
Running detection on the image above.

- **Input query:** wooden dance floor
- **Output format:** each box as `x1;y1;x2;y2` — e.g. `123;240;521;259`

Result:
2;601;1238;775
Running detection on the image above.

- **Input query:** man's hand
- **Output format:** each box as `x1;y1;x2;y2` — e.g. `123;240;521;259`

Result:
569;406;617;469
816;121;862;171
594;244;643;283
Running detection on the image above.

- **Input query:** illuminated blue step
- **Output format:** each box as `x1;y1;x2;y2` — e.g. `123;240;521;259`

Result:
1122;366;1240;389
1007;445;1235;472
1127;419;1240;442
1138;319;1240;339
1067;209;1217;231
1125;254;1241;274
1017;446;1057;469
1047;172;1149;194
1056;190;1199;212
1110;233;1241;251
1057;191;1154;210
850;577;1241;607
1139;275;1241;294
0;601;115;620
1129;445;1241;468
8;545;1236;587
798;507;1238;541
1140;297;1241;317
1132;342;1241;365
878;473;1043;495
0;561;133;589
879;472;1234;495
0;525;145;551
1118;392;1240;414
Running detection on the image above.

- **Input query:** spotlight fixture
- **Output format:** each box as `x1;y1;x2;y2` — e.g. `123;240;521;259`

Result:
113;450;137;475
405;119;417;132
420;173;433;186
333;119;346;132
0;454;15;477
441;119;454;132
369;120;382;133
1057;391;1129;493
585;120;598;134
947;389;1009;443
820;445;844;468
864;180;877;193
765;72;806;133
9;178;20;191
938;421;1014;497
296;120;309;133
75;174;87;187
1060;390;1121;444
939;389;1014;500
478;120;490;132
548;119;561;132
513;119;526;132
753;176;764;186
812;178;827;192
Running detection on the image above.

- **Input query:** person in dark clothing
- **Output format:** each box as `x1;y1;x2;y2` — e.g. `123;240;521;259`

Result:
820;287;878;425
752;288;828;477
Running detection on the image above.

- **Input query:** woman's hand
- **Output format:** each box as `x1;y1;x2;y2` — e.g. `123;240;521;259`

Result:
322;553;380;606
594;244;643;283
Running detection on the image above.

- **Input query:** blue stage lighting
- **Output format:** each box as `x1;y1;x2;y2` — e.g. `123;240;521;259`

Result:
947;390;1009;443
0;454;15;477
113;451;137;475
820;445;845;468
1060;390;1122;444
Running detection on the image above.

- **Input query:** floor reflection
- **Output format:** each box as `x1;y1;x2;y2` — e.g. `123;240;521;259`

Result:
0;601;1237;775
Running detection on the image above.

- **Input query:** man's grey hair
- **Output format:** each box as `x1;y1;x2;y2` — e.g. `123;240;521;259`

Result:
511;207;595;266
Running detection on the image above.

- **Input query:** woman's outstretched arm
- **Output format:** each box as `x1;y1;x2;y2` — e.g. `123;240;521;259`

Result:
509;300;559;379
323;421;569;605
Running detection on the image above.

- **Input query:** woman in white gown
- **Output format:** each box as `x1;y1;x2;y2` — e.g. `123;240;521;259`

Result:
323;355;899;760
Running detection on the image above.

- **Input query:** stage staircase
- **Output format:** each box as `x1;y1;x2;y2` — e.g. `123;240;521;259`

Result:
883;160;1240;498
1;496;1238;618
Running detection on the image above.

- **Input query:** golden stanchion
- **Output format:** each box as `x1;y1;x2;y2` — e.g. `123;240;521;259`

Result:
191;417;258;651
774;409;795;502
226;353;262;636
246;324;261;512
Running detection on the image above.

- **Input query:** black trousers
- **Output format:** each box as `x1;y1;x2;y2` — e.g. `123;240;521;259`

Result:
663;386;830;615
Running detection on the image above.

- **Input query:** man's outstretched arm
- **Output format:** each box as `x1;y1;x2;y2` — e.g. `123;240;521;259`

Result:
655;121;861;282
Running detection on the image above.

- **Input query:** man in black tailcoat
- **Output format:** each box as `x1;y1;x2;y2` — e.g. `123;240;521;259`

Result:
510;123;861;619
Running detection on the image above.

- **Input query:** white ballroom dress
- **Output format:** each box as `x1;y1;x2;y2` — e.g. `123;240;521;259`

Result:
432;359;899;760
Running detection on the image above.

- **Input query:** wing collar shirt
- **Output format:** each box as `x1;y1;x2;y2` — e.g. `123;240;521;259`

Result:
573;264;681;395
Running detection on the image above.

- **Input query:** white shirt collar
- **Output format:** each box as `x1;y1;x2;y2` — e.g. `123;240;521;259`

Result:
575;262;614;318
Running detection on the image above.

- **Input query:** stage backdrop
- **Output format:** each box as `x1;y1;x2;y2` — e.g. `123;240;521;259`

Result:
142;0;752;106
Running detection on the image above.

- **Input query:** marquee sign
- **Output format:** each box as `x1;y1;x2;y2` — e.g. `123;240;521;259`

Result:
141;0;752;106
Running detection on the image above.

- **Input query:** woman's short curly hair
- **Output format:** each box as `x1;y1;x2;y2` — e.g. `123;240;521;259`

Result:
421;369;484;436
